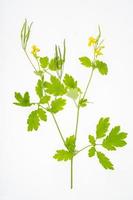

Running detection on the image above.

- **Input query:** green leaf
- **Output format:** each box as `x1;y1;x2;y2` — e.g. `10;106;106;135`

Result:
102;126;127;151
27;110;40;131
88;147;95;157
48;98;66;113
15;92;23;102
35;79;43;98
79;57;91;67
79;98;88;107
44;76;66;96
24;92;30;103
96;117;110;139
66;88;79;100
40;57;49;68
40;95;51;104
95;60;108;75
53;150;73;161
88;135;96;145
49;58;61;71
97;151;114;170
34;70;43;77
14;92;32;107
65;135;76;153
37;108;47;121
63;74;77;88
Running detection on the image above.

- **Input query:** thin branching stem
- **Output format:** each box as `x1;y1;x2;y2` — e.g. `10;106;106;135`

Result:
76;144;92;154
24;50;37;71
76;143;102;155
51;112;66;145
24;48;66;146
82;68;94;100
43;69;53;76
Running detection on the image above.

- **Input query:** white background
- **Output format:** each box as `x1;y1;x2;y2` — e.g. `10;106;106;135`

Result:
1;0;133;199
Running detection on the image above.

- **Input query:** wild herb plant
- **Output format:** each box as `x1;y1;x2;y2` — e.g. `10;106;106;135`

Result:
14;19;127;189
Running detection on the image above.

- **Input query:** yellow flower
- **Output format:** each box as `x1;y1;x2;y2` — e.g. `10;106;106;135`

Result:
88;36;96;46
31;45;40;56
94;45;104;56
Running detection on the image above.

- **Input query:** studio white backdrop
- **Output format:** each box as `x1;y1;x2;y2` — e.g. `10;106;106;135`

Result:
1;0;133;199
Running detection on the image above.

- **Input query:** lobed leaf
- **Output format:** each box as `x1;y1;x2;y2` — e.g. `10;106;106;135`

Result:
88;135;96;145
35;79;43;98
27;108;47;131
63;74;77;89
44;76;66;96
37;108;47;121
40;57;49;68
48;98;66;113
102;126;127;150
88;147;95;157
14;92;32;107
65;135;76;153
96;117;110;139
79;57;92;67
95;60;108;75
66;88;79;100
79;98;88;107
40;95;51;104
97;151;114;170
53;150;73;161
27;110;40;131
48;58;62;71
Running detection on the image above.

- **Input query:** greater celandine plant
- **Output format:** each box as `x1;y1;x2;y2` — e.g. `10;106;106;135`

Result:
14;19;128;189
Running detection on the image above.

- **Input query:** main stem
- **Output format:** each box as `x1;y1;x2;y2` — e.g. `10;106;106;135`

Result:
71;102;80;189
75;105;80;140
24;44;95;189
70;158;73;189
71;68;95;189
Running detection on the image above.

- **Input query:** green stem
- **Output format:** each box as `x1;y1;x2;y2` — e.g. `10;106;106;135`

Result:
39;105;65;146
73;99;78;108
74;68;94;141
72;68;95;188
74;105;80;140
24;49;37;72
24;47;65;147
76;144;92;154
51;112;66;145
43;69;53;76
70;158;73;189
82;68;94;99
76;143;102;155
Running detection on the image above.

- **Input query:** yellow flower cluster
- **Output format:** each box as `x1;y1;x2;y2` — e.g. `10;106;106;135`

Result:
88;37;96;46
88;35;104;57
31;45;40;56
94;45;104;56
